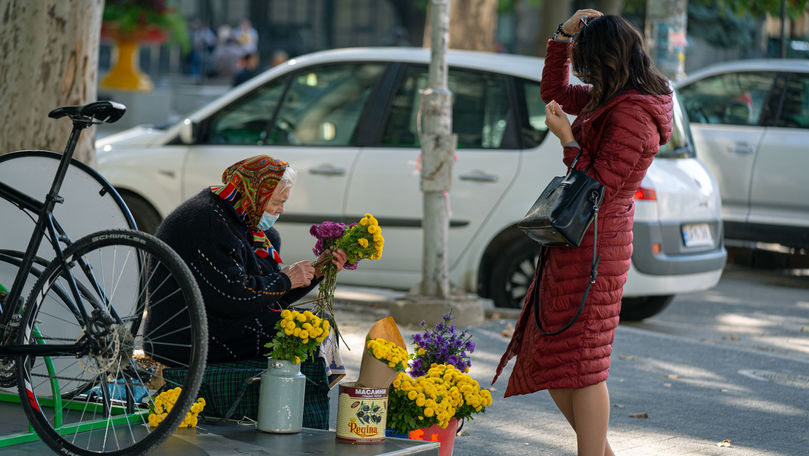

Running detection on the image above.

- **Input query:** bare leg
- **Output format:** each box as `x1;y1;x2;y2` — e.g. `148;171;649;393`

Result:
548;383;615;456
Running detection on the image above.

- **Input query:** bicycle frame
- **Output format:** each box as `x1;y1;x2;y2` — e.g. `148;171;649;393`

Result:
0;119;105;357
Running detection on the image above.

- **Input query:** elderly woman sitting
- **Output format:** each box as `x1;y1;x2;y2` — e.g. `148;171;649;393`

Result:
147;155;346;428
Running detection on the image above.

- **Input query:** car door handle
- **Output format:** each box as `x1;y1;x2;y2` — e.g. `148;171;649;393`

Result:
727;142;754;155
309;165;346;176
459;171;498;183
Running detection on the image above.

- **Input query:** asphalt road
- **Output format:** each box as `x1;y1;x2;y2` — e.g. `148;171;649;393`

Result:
329;264;809;455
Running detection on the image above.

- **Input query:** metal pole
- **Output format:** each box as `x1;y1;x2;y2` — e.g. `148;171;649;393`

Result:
780;0;788;59
420;0;456;298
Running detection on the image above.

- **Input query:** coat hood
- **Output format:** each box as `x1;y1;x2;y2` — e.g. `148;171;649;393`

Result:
587;90;674;146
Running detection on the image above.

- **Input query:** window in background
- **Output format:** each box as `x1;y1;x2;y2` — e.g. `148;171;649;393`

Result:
204;76;288;144
268;63;386;146
381;66;516;149
678;72;776;126
777;73;809;129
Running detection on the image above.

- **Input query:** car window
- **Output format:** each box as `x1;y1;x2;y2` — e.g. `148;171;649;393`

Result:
203;77;288;144
267;63;386;146
657;90;696;158
516;78;549;148
381;65;516;149
777;72;809;129
678;71;776;126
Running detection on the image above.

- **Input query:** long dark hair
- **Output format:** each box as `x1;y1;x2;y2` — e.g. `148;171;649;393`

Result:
571;15;671;112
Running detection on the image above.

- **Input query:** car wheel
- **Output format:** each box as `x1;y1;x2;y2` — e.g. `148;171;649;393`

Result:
489;237;540;309
120;193;162;234
620;295;674;321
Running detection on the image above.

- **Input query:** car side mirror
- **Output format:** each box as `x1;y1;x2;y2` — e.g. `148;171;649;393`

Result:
179;119;197;144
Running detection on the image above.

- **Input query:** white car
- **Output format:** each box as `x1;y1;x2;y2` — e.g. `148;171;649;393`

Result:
97;47;726;320
675;60;809;250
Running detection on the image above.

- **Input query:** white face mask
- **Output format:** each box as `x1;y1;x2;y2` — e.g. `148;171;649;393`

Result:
256;212;279;231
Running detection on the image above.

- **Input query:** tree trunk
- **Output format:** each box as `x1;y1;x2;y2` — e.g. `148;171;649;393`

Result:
0;0;103;166
594;0;624;15
537;0;572;57
645;0;688;81
423;0;498;51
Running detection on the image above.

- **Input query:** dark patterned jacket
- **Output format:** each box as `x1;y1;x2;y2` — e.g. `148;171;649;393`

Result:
147;190;318;365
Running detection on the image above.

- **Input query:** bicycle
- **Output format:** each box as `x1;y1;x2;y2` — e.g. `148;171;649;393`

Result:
0;101;208;455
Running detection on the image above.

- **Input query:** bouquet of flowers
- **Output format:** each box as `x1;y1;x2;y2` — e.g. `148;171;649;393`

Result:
366;337;409;373
148;387;206;428
410;314;476;377
387;364;493;435
307;214;384;341
264;309;330;364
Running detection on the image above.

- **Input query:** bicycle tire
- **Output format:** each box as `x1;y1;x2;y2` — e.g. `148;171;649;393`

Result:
16;229;207;456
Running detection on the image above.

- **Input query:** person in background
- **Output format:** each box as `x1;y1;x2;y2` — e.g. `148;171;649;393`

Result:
271;49;289;67
233;52;260;86
211;24;244;79
494;10;673;456
236;18;259;54
148;155;347;429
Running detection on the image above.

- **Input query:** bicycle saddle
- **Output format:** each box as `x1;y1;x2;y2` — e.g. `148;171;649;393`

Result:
48;100;126;124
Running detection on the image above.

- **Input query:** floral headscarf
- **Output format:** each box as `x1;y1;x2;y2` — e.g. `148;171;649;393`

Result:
210;155;289;263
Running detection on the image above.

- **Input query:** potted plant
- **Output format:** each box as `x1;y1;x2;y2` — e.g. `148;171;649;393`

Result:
101;0;189;91
386;314;493;456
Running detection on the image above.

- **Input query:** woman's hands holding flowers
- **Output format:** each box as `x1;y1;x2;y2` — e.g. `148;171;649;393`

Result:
545;100;575;147
282;260;315;288
316;247;347;277
561;8;603;36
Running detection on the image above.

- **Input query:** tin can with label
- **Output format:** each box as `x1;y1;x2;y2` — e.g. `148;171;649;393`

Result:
335;382;387;443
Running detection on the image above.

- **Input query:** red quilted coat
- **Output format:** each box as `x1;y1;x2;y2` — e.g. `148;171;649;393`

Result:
493;39;673;395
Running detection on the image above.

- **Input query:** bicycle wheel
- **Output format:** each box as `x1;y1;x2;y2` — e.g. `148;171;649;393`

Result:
16;229;207;455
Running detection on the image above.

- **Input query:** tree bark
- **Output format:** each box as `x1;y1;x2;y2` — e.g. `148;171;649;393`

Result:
645;0;688;81
423;0;498;51
536;0;572;57
0;0;103;166
594;0;625;15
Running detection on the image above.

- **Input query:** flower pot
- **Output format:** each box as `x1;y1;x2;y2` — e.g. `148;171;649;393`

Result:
408;417;459;456
101;39;154;92
257;358;305;433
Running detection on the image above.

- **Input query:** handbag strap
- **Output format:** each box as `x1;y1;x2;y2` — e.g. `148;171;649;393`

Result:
569;147;597;175
533;200;602;336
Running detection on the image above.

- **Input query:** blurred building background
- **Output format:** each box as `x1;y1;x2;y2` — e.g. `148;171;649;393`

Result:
96;0;809;128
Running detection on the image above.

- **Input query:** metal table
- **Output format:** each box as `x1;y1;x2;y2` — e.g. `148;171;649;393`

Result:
0;419;440;455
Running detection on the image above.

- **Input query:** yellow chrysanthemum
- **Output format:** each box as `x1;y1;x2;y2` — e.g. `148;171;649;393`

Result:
358;238;369;248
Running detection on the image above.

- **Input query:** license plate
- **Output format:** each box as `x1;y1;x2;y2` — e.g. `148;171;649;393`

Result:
682;223;713;247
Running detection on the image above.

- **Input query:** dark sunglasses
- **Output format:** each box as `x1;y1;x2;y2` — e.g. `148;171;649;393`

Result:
579;16;591;28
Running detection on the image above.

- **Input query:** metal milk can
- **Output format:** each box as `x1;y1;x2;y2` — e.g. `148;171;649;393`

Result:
257;358;305;433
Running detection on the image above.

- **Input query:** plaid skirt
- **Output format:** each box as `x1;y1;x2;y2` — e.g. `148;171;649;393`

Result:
162;356;329;429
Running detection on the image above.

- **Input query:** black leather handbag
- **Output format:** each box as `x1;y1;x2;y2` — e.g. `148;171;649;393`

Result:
518;150;605;247
519;149;605;335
